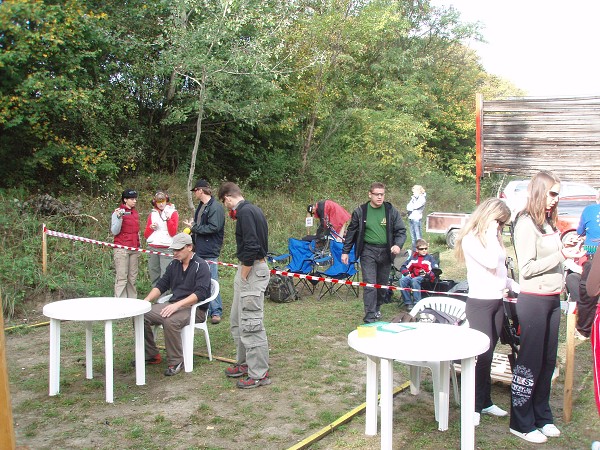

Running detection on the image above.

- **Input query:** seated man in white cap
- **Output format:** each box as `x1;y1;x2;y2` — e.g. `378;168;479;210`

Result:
140;232;211;376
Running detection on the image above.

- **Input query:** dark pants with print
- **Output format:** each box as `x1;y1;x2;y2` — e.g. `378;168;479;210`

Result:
466;297;504;413
510;293;560;432
360;244;391;323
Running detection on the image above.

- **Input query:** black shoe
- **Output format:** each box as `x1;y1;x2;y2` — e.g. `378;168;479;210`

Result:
164;361;183;376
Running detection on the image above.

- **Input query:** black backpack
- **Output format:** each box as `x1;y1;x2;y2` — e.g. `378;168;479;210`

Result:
266;274;299;303
415;307;464;326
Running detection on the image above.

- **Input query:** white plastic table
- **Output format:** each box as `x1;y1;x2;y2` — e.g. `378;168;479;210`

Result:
348;323;490;450
42;297;151;403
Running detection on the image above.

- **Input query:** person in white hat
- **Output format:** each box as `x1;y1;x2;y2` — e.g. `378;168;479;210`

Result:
140;233;211;376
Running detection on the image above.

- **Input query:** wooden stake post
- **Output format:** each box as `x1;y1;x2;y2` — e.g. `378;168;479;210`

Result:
0;293;17;450
563;303;577;423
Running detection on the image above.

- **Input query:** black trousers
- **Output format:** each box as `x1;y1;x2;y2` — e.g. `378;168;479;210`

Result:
510;293;560;432
360;244;391;323
466;297;504;413
578;259;599;337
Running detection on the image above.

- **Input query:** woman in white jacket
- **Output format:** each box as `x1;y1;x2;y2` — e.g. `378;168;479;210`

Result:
144;191;179;286
455;198;518;426
406;185;426;251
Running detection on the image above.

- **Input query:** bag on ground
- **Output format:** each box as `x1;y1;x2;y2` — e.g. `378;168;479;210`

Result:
266;274;299;303
415;307;464;326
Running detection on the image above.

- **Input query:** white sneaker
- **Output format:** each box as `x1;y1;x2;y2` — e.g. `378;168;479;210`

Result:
510;428;548;444
575;330;590;341
473;412;480;427
481;404;508;417
538;423;561;437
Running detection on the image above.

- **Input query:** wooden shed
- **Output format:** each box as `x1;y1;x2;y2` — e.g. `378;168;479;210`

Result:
475;94;600;199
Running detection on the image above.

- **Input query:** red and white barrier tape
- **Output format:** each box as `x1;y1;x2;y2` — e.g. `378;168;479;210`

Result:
42;225;467;297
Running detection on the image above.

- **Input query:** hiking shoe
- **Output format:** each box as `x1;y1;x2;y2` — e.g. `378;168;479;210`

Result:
224;364;248;378
164;361;183;376
538;424;561;437
481;404;508;417
236;373;271;389
510;428;547;444
130;353;162;367
211;315;221;324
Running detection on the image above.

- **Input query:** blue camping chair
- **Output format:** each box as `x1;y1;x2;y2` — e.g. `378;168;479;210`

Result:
268;238;326;294
315;239;359;299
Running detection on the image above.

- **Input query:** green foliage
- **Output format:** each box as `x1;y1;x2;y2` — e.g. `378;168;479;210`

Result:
0;0;523;192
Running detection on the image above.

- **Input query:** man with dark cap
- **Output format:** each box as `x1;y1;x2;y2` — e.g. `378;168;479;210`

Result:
184;179;225;324
111;188;140;298
141;233;211;376
218;182;271;389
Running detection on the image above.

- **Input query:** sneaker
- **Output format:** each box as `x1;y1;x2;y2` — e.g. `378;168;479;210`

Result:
474;412;480;427
130;353;162;367
164;361;183;376
482;404;508;417
575;330;589;341
237;373;272;389
375;311;382;319
224;364;248;378
211;315;222;324
510;428;548;444
538;423;561;437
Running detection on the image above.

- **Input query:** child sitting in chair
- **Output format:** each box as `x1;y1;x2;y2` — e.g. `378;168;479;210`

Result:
399;239;438;308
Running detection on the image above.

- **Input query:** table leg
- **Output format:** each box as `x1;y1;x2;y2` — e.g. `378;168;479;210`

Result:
438;361;450;431
380;358;393;450
48;319;61;396
133;313;146;386
365;355;379;436
104;320;114;403
460;356;476;450
85;322;93;379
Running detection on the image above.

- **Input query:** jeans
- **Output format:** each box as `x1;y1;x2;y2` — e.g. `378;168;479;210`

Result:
409;219;422;251
399;275;424;305
206;259;223;317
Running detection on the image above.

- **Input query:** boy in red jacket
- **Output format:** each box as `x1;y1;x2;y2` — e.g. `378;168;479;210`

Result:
399;239;438;308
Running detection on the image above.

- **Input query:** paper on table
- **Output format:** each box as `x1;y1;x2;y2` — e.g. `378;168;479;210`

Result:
376;323;416;333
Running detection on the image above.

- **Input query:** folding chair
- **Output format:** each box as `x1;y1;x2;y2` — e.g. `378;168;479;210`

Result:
315;240;359;299
283;238;322;294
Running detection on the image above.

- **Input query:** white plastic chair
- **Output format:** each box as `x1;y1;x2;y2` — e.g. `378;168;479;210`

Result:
398;296;468;430
153;279;219;372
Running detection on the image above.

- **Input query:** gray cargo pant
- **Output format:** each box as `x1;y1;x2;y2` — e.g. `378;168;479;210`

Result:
231;260;270;379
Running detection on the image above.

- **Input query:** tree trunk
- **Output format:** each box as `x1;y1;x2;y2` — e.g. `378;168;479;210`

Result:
187;67;207;212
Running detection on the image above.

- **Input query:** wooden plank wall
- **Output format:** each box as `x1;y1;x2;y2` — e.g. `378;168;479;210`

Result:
482;96;600;186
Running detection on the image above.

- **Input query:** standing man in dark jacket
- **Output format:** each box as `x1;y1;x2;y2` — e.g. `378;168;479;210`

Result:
185;179;225;324
218;182;271;389
342;182;406;323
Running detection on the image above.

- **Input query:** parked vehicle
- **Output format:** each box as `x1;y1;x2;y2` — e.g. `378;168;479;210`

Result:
499;179;597;222
425;212;470;248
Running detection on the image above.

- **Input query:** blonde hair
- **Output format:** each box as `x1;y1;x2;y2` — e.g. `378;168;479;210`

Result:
412;185;425;195
519;170;561;232
455;198;510;262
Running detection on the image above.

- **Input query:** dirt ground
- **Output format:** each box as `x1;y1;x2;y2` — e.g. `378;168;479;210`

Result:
5;299;600;450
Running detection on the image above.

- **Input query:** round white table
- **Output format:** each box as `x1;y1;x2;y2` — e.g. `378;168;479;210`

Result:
43;297;151;403
348;323;490;450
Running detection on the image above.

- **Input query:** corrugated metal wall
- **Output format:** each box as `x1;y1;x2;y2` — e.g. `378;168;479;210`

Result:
481;96;600;186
